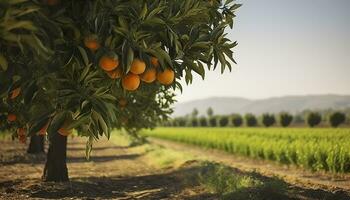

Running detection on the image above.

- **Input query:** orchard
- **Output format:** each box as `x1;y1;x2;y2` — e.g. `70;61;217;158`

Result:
0;0;239;182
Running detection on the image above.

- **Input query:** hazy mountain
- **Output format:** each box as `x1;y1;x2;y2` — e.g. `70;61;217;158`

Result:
173;95;350;116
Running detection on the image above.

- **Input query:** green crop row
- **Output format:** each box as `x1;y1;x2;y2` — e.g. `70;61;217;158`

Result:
141;128;350;173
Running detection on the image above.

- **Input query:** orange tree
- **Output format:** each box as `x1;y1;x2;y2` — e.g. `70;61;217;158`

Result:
0;0;240;182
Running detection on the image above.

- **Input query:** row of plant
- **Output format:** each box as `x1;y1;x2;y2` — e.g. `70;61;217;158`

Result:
142;128;350;173
163;111;348;128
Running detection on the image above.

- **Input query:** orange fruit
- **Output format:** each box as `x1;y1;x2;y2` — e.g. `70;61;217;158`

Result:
157;68;175;85
84;35;100;51
130;59;146;74
58;122;72;137
38;121;49;136
10;87;21;99
122;73;140;91
7;114;17;122
99;55;119;71
106;68;122;79
119;98;127;107
151;57;160;68
140;68;157;83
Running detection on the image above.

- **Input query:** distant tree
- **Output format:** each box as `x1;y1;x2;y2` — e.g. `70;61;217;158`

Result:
192;108;199;118
199;117;208;127
231;114;243;127
207;107;214;117
329;112;346;128
171;119;178;127
209;116;217;127
191;118;198;127
219;116;229;127
279;112;293;127
306;112;322;127
261;113;276;127
177;117;187;127
245;113;257;127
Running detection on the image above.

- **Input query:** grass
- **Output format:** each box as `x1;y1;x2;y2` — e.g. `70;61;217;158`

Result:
197;162;288;200
141;127;350;173
0;131;13;140
110;130;196;168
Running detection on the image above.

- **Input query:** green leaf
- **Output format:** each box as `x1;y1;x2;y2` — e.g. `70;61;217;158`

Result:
0;54;8;71
78;46;89;66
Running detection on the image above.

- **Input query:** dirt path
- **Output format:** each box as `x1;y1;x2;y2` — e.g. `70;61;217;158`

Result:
0;137;209;200
149;138;350;193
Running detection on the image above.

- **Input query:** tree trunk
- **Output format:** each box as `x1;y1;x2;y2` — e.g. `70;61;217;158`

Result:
27;135;45;154
42;132;69;182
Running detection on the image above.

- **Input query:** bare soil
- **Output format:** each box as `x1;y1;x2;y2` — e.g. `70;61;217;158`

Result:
0;137;210;200
0;137;349;200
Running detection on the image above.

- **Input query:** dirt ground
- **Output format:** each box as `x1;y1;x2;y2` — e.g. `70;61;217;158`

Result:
0;137;350;200
0;137;211;200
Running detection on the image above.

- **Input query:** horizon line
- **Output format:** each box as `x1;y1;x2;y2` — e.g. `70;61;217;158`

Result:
176;93;350;104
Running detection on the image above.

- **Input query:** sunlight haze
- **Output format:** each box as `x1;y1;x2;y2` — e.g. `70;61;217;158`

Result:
175;0;350;103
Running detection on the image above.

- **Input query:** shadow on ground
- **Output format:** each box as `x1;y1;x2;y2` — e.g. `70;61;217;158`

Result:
1;165;349;200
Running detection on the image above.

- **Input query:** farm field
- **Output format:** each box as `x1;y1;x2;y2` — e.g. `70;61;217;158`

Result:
142;128;350;174
1;131;350;200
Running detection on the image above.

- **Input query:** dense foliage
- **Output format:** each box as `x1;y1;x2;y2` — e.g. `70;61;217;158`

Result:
0;0;240;142
278;112;293;127
329;112;346;128
306;112;322;128
261;113;275;127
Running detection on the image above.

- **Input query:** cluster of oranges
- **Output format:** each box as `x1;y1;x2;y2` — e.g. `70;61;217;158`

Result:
83;35;175;91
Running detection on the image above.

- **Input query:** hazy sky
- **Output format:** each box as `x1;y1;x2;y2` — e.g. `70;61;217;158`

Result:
175;0;350;103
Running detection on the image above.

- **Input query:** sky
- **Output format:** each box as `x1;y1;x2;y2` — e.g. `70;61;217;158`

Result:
175;0;350;103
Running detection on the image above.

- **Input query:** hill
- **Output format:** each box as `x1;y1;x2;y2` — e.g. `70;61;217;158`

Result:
173;95;350;116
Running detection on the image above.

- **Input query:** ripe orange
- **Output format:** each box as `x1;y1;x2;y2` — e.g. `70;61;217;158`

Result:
119;98;127;107
140;68;157;83
10;88;21;99
122;73;140;91
157;68;175;85
99;55;119;71
84;35;100;51
58;122;72;137
106;68;122;79
38;121;49;136
151;57;160;68
7;114;17;122
130;59;146;74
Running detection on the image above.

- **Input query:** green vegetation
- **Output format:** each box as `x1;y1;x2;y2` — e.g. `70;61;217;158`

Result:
306;112;322;127
278;112;293;127
245;114;258;127
142;127;350;173
261;113;276;127
329;112;346;128
197;162;287;200
164;109;349;128
231;114;243;127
